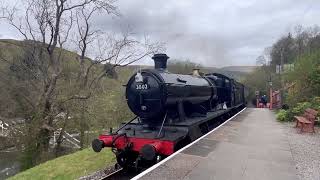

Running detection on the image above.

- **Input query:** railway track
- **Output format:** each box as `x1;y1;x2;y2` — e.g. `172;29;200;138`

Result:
98;167;140;180
98;167;123;180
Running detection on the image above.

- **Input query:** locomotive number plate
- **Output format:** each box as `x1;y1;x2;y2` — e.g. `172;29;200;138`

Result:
136;84;149;90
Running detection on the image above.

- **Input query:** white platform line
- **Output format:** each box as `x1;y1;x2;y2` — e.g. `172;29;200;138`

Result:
131;107;247;180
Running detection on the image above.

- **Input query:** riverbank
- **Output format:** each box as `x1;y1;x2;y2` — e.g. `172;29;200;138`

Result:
0;136;20;180
0;149;20;180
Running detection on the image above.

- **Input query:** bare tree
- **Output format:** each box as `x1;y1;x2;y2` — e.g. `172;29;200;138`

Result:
0;0;163;165
263;47;272;65
256;55;266;66
63;5;163;148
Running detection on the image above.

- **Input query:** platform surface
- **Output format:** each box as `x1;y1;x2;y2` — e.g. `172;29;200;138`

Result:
139;108;298;180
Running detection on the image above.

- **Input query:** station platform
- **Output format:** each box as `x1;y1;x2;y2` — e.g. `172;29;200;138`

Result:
135;108;298;180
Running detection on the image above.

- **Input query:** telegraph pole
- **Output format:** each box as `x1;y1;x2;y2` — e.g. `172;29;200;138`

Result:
269;75;273;110
280;48;284;108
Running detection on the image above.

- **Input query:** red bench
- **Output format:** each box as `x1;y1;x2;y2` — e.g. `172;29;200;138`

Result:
295;108;318;133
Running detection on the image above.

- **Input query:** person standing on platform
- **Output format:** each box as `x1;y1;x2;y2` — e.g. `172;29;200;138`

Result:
261;95;267;108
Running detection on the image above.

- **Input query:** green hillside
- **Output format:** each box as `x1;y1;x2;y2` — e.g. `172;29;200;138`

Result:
0;39;134;125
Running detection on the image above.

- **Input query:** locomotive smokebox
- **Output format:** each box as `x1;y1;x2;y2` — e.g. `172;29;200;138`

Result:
152;53;169;70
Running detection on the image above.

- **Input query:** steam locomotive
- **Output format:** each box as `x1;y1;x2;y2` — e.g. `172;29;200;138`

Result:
92;54;247;169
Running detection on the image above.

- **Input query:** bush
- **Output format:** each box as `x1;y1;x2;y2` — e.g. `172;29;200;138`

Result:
276;97;320;122
291;102;312;115
291;98;320;116
311;96;320;110
285;51;320;105
276;109;290;121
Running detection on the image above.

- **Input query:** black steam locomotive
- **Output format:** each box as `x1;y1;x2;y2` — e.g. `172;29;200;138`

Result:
92;54;247;168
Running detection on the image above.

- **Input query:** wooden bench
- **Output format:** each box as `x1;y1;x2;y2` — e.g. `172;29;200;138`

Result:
295;108;318;133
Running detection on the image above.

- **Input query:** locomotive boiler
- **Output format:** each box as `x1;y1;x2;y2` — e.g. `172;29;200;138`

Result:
92;53;247;169
126;54;216;123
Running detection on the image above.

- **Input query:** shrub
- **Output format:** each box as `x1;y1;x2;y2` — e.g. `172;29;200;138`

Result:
277;98;320;122
291;102;312;115
311;96;320;110
276;109;290;121
285;51;320;105
291;98;320;117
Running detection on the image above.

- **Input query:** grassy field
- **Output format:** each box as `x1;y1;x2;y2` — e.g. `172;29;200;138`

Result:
9;148;115;180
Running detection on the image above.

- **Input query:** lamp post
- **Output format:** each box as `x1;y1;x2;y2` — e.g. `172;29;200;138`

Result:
255;90;260;108
269;80;273;110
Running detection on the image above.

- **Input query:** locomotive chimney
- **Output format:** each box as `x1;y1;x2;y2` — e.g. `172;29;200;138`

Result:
152;54;169;70
192;68;201;76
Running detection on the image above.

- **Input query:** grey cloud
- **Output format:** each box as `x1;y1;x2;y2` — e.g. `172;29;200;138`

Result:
2;0;320;66
91;0;320;66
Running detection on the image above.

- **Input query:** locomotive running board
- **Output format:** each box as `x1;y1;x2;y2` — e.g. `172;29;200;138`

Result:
131;107;247;180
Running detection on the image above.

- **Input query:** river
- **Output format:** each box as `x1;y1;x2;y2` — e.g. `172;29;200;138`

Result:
0;150;21;180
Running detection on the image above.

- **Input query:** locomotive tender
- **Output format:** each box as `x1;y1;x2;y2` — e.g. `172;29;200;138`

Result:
92;54;247;168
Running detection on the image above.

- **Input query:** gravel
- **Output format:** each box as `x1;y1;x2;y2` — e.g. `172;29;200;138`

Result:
79;166;115;180
283;122;320;180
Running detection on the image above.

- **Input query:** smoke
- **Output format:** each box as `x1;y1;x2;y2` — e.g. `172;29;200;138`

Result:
165;33;230;67
91;0;233;67
89;0;320;67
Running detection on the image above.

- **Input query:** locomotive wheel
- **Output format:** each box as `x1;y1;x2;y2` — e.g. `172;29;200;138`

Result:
116;152;130;168
115;163;121;170
116;151;138;169
134;157;143;172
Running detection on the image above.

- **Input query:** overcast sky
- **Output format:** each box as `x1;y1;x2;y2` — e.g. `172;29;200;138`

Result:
1;0;320;67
